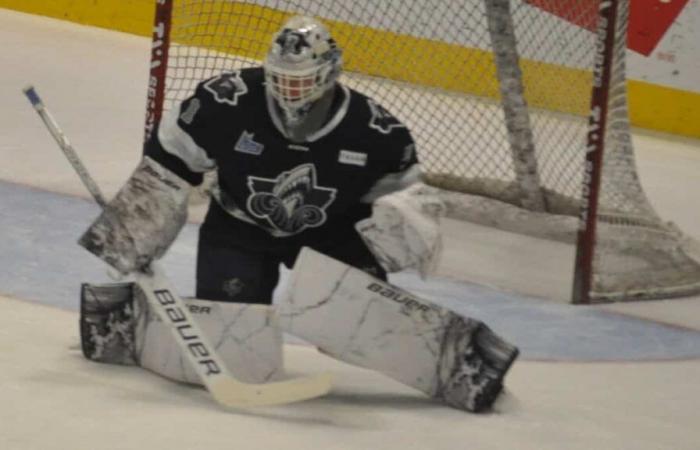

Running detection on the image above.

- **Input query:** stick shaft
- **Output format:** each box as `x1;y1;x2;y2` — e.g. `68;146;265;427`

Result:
23;86;107;207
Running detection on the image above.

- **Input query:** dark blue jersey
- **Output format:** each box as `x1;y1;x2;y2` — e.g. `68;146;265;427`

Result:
145;68;419;252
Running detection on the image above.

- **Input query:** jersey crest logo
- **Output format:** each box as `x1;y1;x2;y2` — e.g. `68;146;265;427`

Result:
246;164;337;235
234;131;264;155
204;71;248;106
368;99;405;134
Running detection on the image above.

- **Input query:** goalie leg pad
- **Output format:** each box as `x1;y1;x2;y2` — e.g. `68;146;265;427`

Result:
80;282;284;384
278;248;519;412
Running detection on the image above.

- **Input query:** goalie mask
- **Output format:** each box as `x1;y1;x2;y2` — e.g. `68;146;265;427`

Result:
263;16;343;125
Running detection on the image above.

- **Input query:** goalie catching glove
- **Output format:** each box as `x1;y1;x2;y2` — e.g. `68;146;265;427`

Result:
356;183;445;279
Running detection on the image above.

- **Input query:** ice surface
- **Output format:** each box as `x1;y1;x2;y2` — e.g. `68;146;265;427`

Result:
1;8;699;450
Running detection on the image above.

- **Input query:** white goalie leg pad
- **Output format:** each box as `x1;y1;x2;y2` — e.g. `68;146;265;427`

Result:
356;183;445;278
278;248;519;412
79;157;191;274
80;282;283;385
135;291;284;385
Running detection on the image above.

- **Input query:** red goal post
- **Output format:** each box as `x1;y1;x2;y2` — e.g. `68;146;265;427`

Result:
141;0;700;304
572;0;617;304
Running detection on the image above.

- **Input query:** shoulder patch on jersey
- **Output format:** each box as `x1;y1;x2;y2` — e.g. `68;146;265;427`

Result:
203;71;248;106
367;99;405;134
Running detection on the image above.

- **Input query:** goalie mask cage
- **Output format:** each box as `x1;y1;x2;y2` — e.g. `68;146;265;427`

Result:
143;0;700;304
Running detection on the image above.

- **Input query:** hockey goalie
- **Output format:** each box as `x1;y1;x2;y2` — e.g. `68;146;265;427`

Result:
78;16;519;412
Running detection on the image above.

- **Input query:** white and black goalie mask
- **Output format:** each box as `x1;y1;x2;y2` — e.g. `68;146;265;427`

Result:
263;16;343;124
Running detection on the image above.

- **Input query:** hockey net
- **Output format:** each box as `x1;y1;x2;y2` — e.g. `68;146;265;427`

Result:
143;0;700;303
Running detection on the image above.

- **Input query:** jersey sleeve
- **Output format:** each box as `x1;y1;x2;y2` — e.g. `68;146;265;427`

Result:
144;97;216;185
361;129;421;203
144;71;251;185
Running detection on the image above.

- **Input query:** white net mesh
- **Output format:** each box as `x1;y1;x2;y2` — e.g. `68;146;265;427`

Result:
153;0;700;302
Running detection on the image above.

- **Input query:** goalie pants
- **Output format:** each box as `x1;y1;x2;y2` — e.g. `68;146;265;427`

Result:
196;227;386;304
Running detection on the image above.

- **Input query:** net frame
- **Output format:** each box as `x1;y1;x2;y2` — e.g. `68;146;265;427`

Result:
141;0;700;304
572;0;617;304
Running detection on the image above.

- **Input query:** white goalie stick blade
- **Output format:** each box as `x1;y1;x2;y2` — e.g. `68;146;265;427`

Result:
22;85;332;408
135;265;332;408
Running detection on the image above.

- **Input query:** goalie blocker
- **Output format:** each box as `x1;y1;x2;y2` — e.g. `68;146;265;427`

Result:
78;156;191;275
279;248;519;412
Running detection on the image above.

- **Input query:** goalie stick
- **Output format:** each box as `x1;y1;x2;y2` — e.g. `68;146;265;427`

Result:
22;85;332;408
